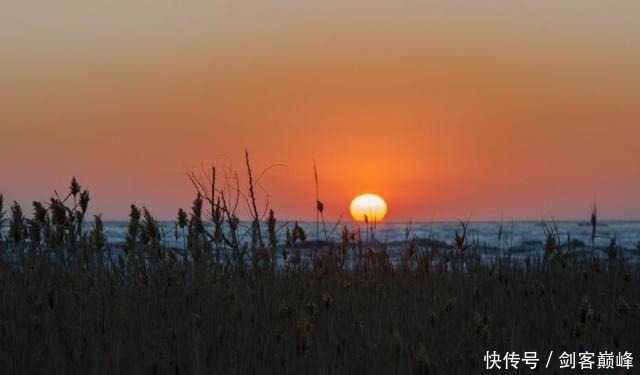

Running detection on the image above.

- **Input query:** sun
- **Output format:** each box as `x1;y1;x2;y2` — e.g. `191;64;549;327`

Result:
349;193;388;222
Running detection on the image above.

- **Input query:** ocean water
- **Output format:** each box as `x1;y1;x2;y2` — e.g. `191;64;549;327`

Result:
2;220;640;255
96;220;640;251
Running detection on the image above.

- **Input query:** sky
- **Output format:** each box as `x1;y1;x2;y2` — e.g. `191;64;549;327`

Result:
1;1;639;221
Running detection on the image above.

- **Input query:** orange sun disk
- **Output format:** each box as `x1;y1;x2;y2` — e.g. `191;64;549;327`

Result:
349;193;388;222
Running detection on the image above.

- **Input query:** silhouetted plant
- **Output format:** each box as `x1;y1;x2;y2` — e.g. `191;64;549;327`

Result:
177;208;188;229
48;197;68;248
0;174;639;375
213;197;223;244
606;237;618;261
141;207;161;262
89;214;107;253
79;190;90;213
590;202;597;249
177;208;188;249
265;209;277;250
245;150;264;249
285;227;292;246
188;193;206;263
190;192;204;234
76;189;90;236
292;222;307;244
264;208;278;266
314;161;328;241
32;201;47;225
453;220;469;252
69;177;81;198
124;204;141;255
9;201;26;244
0;194;6;233
27;218;41;254
542;220;564;267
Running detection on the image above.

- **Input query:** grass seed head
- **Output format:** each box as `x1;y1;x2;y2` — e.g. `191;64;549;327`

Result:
176;208;188;228
69;177;81;197
9;201;26;243
79;190;90;214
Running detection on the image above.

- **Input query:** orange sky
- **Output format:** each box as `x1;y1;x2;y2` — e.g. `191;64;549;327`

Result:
1;1;639;221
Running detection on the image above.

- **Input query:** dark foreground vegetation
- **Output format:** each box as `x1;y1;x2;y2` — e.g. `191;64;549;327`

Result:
1;171;639;374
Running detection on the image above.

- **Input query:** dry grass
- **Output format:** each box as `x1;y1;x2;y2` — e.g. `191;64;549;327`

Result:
0;177;639;374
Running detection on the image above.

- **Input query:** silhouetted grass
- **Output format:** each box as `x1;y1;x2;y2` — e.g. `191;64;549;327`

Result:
0;176;638;374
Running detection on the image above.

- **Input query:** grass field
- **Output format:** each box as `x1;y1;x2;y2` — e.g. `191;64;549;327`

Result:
1;175;638;374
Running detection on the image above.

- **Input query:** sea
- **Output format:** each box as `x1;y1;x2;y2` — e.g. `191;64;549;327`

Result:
2;220;640;259
102;220;640;251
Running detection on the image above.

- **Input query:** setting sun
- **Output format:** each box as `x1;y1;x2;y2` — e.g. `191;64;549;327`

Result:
349;194;388;222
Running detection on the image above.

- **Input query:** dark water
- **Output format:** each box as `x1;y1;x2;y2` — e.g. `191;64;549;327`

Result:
97;220;640;250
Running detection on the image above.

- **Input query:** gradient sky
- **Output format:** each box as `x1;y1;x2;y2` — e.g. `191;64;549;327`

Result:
1;1;639;221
